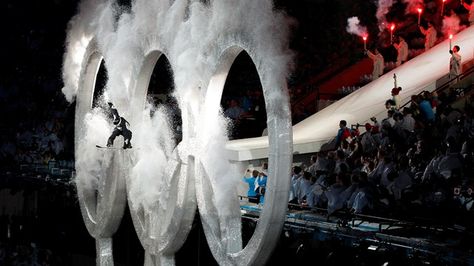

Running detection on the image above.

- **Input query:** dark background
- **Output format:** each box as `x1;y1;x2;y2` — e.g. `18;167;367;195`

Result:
1;0;473;265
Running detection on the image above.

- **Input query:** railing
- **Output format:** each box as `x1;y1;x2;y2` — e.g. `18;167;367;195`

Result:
239;194;474;236
10;161;75;180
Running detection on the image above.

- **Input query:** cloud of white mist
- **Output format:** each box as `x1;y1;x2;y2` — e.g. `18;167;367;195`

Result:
124;0;292;215
346;17;368;37
61;0;112;102
75;109;113;190
376;0;394;31
129;104;175;211
64;0;294;254
198;108;239;216
442;12;467;37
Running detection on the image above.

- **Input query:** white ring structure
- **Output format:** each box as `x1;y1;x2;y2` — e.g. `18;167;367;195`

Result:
197;45;292;265
74;40;128;265
128;51;197;265
64;1;293;265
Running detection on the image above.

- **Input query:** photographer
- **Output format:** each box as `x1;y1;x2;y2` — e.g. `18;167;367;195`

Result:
243;169;259;204
453;184;474;211
254;171;267;204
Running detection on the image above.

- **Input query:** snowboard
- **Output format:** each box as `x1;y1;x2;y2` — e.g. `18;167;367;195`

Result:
96;145;133;149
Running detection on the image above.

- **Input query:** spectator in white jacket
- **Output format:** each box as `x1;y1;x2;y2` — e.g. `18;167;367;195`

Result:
419;22;437;51
367;48;385;80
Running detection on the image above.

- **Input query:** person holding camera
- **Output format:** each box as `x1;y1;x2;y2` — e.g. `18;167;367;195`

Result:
243;170;259;204
255;171;268;204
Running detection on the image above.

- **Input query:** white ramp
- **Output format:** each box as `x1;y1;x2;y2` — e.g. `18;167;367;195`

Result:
227;25;474;161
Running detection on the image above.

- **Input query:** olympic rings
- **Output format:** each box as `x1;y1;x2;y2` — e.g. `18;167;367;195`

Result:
65;1;292;265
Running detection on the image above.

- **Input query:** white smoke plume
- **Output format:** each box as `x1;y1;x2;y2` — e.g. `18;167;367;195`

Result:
61;0;113;103
402;0;424;14
442;12;467;37
375;0;394;31
346;16;368;37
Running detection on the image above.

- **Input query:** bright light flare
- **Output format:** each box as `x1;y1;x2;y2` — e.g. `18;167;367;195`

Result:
417;8;423;25
389;24;395;44
449;33;453;49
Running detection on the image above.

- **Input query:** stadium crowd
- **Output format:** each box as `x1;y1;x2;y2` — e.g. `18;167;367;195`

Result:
257;86;474;223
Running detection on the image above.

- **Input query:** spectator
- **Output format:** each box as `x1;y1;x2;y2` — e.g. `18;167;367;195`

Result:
361;156;376;175
391;87;402;110
370;116;381;133
360;123;378;155
306;171;330;208
224;99;245;120
369;149;388;184
409;95;421;120
347;172;373;213
243;170;259;203
325;172;349;214
306;153;329;177
339;139;351;158
255;171;268;204
334;149;350;175
385;99;397;111
382;109;396;128
419;92;435;123
347;136;361;165
335;120;351;147
289;166;303;202
380;155;396;190
437;138;464;179
401;107;416;133
390;156;413;201
294;171;314;204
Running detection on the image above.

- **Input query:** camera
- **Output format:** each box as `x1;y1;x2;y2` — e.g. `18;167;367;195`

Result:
454;187;461;195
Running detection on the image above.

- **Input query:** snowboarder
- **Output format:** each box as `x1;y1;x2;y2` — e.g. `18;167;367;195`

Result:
107;102;119;123
106;103;133;149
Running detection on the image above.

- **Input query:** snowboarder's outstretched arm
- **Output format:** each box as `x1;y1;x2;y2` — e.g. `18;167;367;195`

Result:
123;118;130;127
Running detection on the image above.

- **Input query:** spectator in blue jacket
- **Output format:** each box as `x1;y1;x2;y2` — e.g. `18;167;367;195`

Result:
243;169;259;203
